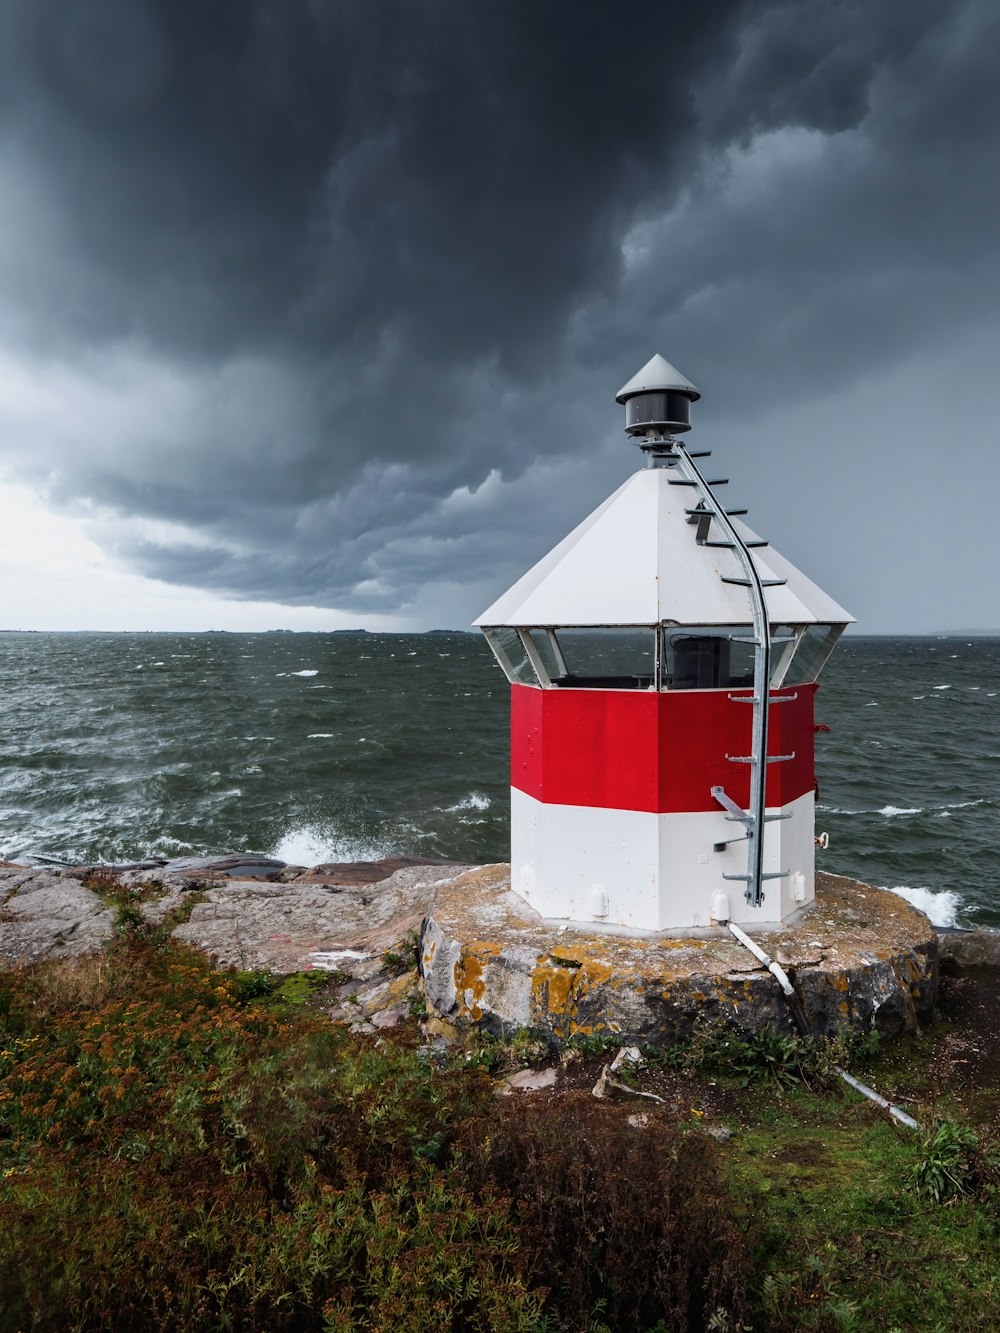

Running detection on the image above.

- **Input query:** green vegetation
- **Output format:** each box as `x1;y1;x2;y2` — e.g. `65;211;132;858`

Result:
647;1017;880;1088
82;869;208;946
230;966;336;1009
1;934;999;1331
382;929;421;976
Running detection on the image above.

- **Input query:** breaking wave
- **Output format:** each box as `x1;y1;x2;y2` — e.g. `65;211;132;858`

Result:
884;885;962;928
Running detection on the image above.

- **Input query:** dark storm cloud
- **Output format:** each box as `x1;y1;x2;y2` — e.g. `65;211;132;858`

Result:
2;0;738;362
0;0;998;622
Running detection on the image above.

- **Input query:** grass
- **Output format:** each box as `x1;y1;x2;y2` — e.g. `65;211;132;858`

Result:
1;933;998;1332
726;1085;1000;1329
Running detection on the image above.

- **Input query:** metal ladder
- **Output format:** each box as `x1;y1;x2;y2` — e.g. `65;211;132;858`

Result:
659;441;796;908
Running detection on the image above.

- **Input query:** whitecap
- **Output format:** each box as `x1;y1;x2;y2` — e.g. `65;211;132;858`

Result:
864;702;879;707
271;825;393;867
445;793;491;812
307;733;334;739
291;669;319;677
933;685;951;690
883;885;962;928
156;836;195;852
880;805;923;816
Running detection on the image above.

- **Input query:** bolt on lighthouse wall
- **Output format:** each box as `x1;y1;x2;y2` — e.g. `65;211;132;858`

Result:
476;356;853;932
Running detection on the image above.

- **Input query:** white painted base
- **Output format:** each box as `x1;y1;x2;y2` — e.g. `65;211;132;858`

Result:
510;787;816;931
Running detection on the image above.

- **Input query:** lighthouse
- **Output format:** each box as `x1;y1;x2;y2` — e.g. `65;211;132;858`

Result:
476;355;853;932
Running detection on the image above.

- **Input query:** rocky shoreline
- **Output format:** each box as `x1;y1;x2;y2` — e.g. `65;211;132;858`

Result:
2;855;998;1036
0;854;476;1031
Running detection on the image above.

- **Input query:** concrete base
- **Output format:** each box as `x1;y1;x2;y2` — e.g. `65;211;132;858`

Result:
421;868;939;1043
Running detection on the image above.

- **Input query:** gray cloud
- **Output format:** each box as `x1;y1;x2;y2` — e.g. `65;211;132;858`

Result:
0;0;998;628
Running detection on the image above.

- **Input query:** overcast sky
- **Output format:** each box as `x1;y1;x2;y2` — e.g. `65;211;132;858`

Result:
0;0;998;632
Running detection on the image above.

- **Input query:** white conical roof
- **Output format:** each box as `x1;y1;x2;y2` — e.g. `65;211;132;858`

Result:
475;467;853;627
616;354;700;403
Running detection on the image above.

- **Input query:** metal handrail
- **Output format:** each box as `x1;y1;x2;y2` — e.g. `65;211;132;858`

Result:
668;441;773;908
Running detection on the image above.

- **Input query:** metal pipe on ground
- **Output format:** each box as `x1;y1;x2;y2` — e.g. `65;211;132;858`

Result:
725;921;920;1130
727;921;811;1036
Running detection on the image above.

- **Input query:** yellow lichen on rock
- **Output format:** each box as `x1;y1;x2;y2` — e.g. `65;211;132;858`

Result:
453;941;504;1021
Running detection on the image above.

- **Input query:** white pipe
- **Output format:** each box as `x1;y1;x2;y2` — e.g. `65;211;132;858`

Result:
833;1066;920;1129
727;921;796;998
726;921;921;1131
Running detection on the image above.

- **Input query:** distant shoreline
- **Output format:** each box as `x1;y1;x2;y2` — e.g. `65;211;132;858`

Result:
0;627;995;638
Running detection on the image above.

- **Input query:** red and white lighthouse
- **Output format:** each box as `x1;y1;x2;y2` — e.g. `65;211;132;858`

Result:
476;355;853;932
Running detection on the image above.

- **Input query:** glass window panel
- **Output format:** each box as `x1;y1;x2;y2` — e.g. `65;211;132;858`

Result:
525;629;564;682
551;628;656;689
785;624;841;683
661;624;800;690
482;627;539;686
768;624;797;686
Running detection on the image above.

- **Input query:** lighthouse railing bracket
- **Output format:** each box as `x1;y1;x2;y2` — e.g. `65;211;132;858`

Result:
726;752;795;764
670;440;778;908
721;576;787;588
711;784;752;826
728;691;798;703
701;538;769;549
684;506;748;518
722;870;790;882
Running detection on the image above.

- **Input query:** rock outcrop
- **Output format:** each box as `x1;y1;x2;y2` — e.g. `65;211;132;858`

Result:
422;868;940;1043
0;868;116;966
0;856;475;1032
1;856;964;1043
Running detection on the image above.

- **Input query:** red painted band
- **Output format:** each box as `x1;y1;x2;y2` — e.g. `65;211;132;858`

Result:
510;682;817;814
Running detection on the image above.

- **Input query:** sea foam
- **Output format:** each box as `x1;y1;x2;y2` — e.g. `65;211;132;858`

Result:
271;825;393;868
445;793;491;813
884;884;962;927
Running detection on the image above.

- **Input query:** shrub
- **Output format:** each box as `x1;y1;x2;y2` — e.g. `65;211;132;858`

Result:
650;1020;878;1091
0;941;542;1331
457;1092;753;1332
2;945;787;1331
912;1119;997;1203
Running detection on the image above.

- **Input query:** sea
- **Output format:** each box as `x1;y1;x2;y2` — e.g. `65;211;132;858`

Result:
0;632;996;929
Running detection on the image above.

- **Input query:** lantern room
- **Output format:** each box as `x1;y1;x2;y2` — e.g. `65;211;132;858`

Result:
476;355;853;932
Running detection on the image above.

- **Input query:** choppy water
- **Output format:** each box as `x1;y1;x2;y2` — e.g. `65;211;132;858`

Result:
0;632;996;927
813;636;1000;927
